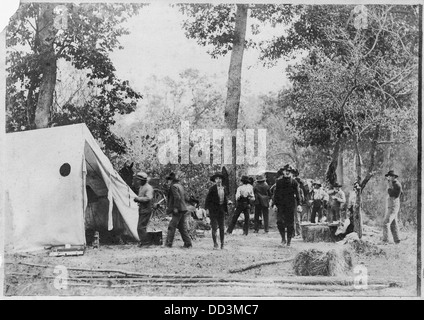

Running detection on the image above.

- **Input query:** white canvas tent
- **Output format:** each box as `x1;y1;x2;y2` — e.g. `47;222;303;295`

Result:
5;123;140;252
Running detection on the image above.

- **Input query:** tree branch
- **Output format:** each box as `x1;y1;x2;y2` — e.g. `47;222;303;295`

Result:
363;6;391;59
377;140;407;145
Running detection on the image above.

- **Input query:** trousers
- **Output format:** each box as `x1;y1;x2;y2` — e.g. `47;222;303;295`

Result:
137;210;153;245
165;211;192;247
210;210;225;246
254;205;269;232
227;202;250;235
310;203;323;223
382;197;400;243
294;209;301;236
276;204;295;243
328;204;341;223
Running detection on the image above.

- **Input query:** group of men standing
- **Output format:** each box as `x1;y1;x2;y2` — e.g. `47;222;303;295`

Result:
131;165;403;250
133;171;193;249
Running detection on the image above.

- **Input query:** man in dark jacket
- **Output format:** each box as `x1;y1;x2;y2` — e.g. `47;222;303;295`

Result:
382;170;403;244
273;164;302;247
205;172;229;249
253;175;271;233
164;172;192;248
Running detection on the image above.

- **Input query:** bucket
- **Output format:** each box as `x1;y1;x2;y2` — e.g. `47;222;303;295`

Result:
147;231;163;245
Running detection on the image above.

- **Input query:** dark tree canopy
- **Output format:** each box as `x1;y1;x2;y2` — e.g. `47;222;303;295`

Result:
6;3;144;154
176;3;296;58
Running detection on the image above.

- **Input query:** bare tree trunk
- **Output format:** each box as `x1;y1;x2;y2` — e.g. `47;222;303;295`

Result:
224;4;248;200
326;139;341;186
337;145;344;186
381;129;393;218
353;126;380;238
360;126;380;188
34;4;57;129
353;135;363;238
291;141;300;169
26;86;36;129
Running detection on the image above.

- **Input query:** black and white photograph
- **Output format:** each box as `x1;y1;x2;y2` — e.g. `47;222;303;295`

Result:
0;0;422;301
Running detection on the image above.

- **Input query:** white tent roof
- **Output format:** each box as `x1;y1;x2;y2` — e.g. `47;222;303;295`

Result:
5;123;140;252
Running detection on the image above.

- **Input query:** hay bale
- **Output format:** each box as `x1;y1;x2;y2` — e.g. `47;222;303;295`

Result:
301;224;334;242
293;248;354;276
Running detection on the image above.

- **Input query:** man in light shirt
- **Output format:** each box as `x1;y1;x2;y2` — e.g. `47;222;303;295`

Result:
226;175;255;236
328;183;346;223
382;170;403;244
309;181;329;223
133;171;154;247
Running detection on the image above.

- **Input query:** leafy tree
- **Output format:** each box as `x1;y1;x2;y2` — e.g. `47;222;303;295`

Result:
177;3;295;199
111;69;228;204
283;5;418;236
6;3;144;154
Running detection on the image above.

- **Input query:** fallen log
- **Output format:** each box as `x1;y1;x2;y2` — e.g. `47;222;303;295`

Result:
16;262;215;279
7;272;403;288
228;258;294;274
63;281;394;292
9;263;404;287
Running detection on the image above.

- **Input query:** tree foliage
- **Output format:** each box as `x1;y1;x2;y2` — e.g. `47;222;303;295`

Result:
176;3;296;58
285;5;418;169
275;5;418;236
6;3;144;154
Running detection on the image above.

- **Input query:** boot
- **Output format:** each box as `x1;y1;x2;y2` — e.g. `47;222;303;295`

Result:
280;229;286;245
287;236;292;247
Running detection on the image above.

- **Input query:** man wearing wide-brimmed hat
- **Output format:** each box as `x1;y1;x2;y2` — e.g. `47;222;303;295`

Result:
382;170;403;244
291;168;308;237
253;174;271;233
273;164;302;247
309;180;329;223
205;172;229;249
164;172;192;248
328;182;346;223
226;175;255;236
133;171;154;247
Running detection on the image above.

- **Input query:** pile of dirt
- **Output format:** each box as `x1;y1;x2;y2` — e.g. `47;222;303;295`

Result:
348;239;386;257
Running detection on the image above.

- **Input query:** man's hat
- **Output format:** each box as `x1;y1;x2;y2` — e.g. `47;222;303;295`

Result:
256;175;266;182
385;170;399;178
333;182;342;188
166;172;179;181
210;172;224;182
282;164;294;172
134;171;148;181
291;168;299;176
241;175;250;183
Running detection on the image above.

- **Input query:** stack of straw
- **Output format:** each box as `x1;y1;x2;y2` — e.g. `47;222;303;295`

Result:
293;248;354;276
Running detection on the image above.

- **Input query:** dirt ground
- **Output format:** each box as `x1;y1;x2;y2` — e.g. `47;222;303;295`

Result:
3;221;418;298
